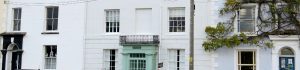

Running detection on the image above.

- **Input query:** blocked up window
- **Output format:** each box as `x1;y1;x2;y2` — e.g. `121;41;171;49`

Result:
46;6;59;31
238;5;256;32
238;51;256;70
45;45;57;69
105;9;120;33
104;49;118;70
169;49;185;70
13;8;22;31
169;7;185;32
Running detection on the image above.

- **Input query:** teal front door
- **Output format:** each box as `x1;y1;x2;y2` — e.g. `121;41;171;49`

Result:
279;57;295;70
122;45;157;70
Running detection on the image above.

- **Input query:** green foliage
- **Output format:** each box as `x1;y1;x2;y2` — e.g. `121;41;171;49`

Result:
220;0;241;15
203;23;273;51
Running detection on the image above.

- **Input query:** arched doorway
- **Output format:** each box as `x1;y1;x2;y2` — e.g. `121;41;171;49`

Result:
5;43;22;70
279;47;295;70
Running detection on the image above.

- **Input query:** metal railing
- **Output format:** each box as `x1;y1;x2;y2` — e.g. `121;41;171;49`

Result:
120;35;159;45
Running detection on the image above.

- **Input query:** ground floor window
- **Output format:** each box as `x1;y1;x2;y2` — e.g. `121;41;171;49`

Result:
238;50;256;70
44;45;57;69
104;49;118;70
279;47;295;70
169;49;185;70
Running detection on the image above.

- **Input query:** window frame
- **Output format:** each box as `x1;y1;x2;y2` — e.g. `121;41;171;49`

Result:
236;4;258;36
103;49;118;70
236;50;257;70
45;6;59;32
12;8;22;31
168;49;185;70
44;45;57;70
168;7;186;33
104;9;120;33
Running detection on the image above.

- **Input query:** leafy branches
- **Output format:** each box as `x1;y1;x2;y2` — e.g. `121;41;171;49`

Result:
203;23;272;52
201;0;300;51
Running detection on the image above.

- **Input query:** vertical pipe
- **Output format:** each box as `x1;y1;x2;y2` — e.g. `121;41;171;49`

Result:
189;0;195;70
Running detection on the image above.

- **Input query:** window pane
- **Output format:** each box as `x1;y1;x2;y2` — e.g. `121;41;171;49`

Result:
53;7;59;18
46;19;53;30
239;6;255;19
13;9;19;19
47;8;53;18
53;19;58;30
13;20;21;31
239;20;255;32
18;9;22;19
241;52;253;64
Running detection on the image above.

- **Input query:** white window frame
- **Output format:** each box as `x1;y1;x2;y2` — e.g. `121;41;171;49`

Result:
103;49;118;70
234;48;259;70
168;7;186;33
45;6;59;32
12;8;22;31
105;9;120;33
44;45;57;70
235;4;258;36
168;49;185;70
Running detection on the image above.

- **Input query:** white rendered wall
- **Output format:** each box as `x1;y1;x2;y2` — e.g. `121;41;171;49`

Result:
270;35;300;70
5;0;86;70
84;0;216;70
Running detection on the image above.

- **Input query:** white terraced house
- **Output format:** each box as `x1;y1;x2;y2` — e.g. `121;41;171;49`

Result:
0;0;300;70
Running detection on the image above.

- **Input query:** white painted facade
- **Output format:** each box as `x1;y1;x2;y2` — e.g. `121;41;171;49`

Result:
1;0;299;70
2;0;86;70
84;0;217;70
0;0;6;69
270;35;300;70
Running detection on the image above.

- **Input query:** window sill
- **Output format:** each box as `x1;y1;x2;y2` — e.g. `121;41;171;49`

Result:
104;32;120;35
237;32;257;36
166;32;186;36
41;32;59;34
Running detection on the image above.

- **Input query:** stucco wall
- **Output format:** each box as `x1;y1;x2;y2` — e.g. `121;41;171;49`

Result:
4;0;86;70
83;0;222;70
214;47;272;70
0;0;5;33
0;0;5;69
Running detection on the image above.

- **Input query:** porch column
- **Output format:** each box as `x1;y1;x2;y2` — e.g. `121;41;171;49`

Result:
16;51;23;69
1;50;7;70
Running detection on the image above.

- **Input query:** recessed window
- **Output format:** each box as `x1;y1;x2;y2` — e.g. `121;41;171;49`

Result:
105;9;120;33
44;45;57;69
46;6;59;31
104;49;118;70
169;7;185;32
238;51;256;70
238;5;256;33
13;8;22;31
169;49;185;70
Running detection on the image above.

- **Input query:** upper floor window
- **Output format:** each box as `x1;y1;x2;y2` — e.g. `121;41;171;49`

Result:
169;49;185;70
13;8;22;31
46;6;59;31
45;45;57;69
237;4;257;33
105;9;120;33
169;7;185;32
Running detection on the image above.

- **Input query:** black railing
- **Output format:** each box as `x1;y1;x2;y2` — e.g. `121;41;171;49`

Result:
120;35;159;45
